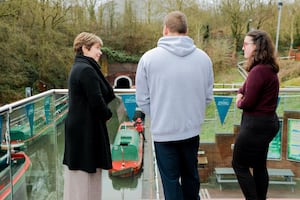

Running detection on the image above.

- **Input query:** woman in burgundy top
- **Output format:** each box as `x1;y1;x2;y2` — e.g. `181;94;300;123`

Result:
232;30;280;200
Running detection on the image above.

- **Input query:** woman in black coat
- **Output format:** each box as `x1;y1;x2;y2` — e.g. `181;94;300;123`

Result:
63;32;115;200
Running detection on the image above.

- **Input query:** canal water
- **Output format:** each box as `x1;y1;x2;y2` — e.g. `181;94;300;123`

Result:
22;98;147;200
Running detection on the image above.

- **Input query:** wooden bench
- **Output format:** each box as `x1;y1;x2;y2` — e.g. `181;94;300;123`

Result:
215;167;296;191
199;188;211;199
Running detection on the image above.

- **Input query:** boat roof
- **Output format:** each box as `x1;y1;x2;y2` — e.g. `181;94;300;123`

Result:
112;129;140;161
114;129;139;146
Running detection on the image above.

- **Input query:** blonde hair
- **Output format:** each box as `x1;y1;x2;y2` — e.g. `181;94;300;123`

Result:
73;32;103;55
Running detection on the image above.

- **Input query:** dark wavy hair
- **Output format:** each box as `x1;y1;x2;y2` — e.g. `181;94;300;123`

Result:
245;30;279;73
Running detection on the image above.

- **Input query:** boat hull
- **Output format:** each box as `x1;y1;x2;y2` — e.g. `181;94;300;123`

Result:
1;104;68;150
109;121;144;178
0;152;31;200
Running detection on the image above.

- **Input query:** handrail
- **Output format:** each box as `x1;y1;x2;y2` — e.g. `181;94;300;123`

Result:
0;89;67;113
237;61;247;79
1;87;300;114
237;57;296;80
115;87;300;93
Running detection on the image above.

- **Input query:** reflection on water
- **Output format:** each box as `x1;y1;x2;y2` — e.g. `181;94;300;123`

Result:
110;170;142;190
23;102;144;200
102;170;143;200
24;125;63;200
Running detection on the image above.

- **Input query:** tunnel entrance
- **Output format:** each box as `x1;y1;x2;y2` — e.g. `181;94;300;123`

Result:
114;76;132;89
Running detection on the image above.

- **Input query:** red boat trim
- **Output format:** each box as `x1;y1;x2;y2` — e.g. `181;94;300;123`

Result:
0;152;31;199
109;124;144;177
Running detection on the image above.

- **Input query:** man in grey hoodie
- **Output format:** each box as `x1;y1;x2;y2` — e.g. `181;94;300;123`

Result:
135;11;214;200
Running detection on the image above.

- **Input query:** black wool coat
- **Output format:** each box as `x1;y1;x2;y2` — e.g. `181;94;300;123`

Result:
63;55;115;173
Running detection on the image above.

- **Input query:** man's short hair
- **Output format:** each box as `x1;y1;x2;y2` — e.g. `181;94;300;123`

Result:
164;11;187;34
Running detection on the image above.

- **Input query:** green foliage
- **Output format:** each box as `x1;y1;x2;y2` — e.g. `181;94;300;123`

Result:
101;47;140;63
294;35;300;48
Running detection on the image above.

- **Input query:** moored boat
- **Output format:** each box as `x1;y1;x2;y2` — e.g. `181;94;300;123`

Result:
0;151;31;200
109;121;144;177
1;97;68;149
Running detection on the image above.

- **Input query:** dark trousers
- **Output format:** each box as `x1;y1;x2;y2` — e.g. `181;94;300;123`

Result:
232;113;279;200
154;135;200;200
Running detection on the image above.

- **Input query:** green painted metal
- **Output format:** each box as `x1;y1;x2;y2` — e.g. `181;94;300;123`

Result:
111;129;139;161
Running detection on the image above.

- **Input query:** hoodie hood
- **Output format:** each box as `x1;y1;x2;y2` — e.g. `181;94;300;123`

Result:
157;36;196;57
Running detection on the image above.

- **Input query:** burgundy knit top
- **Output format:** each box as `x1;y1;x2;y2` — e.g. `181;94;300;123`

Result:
237;64;279;115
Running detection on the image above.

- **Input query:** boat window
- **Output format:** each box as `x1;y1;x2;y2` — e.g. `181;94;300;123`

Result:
120;136;132;146
120;125;126;130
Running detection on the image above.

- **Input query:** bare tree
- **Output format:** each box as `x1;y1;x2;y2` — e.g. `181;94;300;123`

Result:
85;0;98;23
220;0;250;58
50;0;72;29
281;1;300;50
107;0;116;33
144;0;152;24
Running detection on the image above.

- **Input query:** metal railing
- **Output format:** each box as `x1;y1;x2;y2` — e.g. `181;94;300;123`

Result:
1;87;300;199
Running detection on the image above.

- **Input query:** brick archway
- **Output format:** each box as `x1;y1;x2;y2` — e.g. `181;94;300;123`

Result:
114;75;133;88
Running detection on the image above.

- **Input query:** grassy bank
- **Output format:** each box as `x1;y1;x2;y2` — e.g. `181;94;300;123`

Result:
201;59;300;143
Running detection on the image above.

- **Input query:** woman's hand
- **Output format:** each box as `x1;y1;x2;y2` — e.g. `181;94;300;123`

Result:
236;93;243;107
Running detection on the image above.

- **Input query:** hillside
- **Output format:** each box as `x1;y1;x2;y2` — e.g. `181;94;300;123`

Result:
278;60;300;87
214;60;300;87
